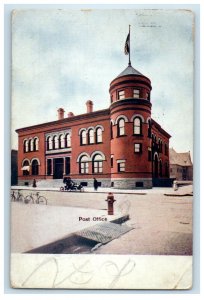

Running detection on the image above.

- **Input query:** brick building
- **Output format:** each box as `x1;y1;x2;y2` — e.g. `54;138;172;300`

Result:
16;62;171;189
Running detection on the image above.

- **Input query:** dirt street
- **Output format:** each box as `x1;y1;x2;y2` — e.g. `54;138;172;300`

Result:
12;189;192;255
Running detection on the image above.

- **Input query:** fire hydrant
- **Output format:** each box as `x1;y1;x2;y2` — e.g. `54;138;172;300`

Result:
105;192;116;215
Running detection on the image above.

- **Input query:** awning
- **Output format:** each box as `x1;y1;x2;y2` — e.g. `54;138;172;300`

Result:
21;166;30;171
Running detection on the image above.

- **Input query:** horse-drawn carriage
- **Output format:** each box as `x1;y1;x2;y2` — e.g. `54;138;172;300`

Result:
60;177;84;192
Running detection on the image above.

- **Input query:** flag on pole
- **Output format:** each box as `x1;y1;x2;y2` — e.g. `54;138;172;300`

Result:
124;33;130;55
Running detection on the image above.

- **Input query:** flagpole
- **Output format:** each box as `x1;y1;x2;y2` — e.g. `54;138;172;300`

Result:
129;25;131;66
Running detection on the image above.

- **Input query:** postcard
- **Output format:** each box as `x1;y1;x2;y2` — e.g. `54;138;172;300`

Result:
10;9;193;289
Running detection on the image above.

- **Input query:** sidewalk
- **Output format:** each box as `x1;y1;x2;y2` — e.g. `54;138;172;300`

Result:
11;184;193;196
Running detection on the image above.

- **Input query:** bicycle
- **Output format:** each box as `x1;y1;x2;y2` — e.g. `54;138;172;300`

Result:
10;190;24;202
24;192;47;205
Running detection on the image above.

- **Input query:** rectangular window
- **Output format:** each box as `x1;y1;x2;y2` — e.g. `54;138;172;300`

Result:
118;90;125;100
111;155;114;168
134;143;142;153
93;161;103;173
133;89;140;98
148;149;152;161
118;162;125;172
80;162;89;174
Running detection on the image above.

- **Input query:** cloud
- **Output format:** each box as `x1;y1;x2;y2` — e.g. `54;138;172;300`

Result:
11;9;194;156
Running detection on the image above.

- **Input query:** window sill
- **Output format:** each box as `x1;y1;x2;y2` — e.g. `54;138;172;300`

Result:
132;134;143;137
116;134;127;138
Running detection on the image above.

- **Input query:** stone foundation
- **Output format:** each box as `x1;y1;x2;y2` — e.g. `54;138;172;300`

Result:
17;178;152;189
111;178;152;189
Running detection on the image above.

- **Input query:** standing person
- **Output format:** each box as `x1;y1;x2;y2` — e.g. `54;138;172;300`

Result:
93;178;98;191
32;179;37;188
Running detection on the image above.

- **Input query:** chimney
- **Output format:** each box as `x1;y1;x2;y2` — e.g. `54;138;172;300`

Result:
86;100;93;113
57;108;65;120
67;112;74;118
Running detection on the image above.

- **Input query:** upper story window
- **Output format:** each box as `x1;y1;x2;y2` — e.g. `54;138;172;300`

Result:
146;92;150;101
28;139;33;152
134;143;142;153
110;122;113;139
117;118;125;136
80;130;86;145
47;136;52;150
65;133;71;147
96;128;102;143
118;90;125;100
88;129;94;144
133;117;142;135
133;89;140;98
33;138;39;151
148;119;151;138
59;134;64;149
53;136;59;149
24;140;29;153
159;140;163;153
24;137;39;152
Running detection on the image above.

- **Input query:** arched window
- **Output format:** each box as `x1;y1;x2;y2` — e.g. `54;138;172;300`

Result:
79;155;89;174
80;130;86;145
118;118;125;136
133;117;142;135
47;136;52;150
110;122;113;139
28;139;32;152
148;119;151;138
24;140;29;153
32;159;39;175
88;129;94;144
53;135;58;149
22;160;30;176
96;128;102;143
59;134;64;148
65;133;71;147
33;138;39;151
160;140;163;153
93;154;103;173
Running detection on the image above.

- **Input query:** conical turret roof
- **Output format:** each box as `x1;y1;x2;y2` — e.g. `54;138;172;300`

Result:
116;65;144;78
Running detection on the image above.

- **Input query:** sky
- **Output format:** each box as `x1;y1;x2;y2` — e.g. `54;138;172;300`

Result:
11;9;194;156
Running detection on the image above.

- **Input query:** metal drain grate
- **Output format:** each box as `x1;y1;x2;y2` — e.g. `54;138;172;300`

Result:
75;222;132;244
